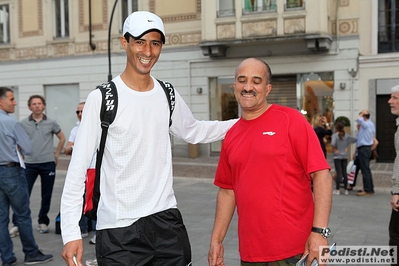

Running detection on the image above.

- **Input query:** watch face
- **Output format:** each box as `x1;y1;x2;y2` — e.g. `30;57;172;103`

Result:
322;228;331;238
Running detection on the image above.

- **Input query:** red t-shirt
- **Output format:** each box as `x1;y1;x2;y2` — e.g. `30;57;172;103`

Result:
214;104;330;262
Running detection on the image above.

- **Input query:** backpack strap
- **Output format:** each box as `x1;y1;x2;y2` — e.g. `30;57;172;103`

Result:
92;81;118;219
157;79;175;127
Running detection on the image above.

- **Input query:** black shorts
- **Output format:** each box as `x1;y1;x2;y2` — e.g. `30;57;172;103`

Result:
96;208;192;266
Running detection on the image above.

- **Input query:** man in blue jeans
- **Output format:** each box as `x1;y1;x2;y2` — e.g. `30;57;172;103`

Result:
0;87;53;265
355;109;376;196
19;95;65;233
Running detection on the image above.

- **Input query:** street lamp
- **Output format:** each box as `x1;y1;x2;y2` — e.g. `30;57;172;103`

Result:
108;0;119;82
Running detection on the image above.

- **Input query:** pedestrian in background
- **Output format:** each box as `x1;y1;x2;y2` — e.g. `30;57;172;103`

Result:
388;84;399;266
18;95;65;234
64;102;85;156
355;109;375;196
208;58;332;266
61;11;236;266
0;87;53;266
331;121;356;195
312;113;332;158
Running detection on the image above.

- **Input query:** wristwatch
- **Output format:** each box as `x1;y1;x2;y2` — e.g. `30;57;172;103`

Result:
312;227;331;238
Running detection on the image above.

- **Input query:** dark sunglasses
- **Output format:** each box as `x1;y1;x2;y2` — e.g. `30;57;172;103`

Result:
76;110;83;114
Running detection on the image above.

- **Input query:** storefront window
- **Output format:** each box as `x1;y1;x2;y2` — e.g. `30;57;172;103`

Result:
299;72;334;123
209;77;239;153
299;72;334;152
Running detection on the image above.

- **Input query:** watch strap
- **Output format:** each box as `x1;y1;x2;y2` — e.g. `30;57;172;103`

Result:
311;227;324;233
312;226;331;238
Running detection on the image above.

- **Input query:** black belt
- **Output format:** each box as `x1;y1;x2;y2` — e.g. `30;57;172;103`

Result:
0;162;20;167
358;145;372;149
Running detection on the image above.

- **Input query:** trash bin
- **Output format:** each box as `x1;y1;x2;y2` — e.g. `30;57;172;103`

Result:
188;143;199;158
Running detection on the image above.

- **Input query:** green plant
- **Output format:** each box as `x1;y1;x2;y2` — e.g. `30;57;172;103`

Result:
334;116;351;127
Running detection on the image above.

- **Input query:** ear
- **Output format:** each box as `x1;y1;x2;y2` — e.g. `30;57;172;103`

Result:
265;84;272;96
120;36;127;50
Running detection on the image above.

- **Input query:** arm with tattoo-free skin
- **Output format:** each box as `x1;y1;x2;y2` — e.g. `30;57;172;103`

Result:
55;130;65;164
208;188;236;266
304;169;332;266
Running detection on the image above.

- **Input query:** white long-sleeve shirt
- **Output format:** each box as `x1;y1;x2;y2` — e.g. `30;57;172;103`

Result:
60;75;236;244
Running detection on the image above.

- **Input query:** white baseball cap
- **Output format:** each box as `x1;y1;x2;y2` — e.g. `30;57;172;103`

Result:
123;11;165;44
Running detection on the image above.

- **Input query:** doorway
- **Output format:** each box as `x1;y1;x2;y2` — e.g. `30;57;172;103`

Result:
376;94;396;162
45;84;79;148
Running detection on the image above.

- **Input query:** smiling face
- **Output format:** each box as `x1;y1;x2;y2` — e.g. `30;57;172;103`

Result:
121;31;163;76
233;58;272;119
388;91;399;116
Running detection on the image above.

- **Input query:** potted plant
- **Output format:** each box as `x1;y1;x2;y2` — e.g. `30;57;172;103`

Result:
334;116;351;134
334;116;350;127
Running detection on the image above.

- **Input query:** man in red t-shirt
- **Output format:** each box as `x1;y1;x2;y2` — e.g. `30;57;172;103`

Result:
208;58;332;266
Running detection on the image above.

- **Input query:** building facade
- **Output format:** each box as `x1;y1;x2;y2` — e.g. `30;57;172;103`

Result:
0;0;396;160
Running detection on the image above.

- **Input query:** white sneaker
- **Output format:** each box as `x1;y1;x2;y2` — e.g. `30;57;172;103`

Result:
81;232;89;238
86;258;97;266
37;224;49;234
344;189;349;195
333;190;340;195
89;235;96;244
9;226;19;238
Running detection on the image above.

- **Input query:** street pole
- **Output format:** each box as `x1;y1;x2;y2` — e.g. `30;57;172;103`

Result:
108;0;119;82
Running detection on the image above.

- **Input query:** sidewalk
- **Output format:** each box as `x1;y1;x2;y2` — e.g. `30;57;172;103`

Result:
57;153;394;189
8;154;393;266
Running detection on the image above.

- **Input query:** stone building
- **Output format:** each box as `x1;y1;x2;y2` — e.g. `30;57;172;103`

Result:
0;0;397;160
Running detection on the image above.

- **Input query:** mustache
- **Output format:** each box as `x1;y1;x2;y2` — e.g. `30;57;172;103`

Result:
240;89;256;96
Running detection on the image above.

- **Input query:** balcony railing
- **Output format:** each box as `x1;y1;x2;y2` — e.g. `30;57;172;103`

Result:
242;4;277;15
285;0;306;11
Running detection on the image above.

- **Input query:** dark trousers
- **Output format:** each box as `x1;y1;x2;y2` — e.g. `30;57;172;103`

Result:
357;146;374;193
24;162;56;225
0;166;39;264
334;158;348;190
351;156;360;187
389;209;399;266
96;208;191;266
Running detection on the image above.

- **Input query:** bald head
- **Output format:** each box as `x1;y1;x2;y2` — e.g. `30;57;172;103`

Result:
235;58;272;85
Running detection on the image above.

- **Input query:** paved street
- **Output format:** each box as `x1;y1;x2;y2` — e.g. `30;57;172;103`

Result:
8;154;394;265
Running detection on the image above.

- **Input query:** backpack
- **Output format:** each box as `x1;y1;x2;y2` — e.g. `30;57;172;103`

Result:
83;79;175;220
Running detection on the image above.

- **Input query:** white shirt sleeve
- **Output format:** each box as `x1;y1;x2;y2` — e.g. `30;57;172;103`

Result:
170;89;238;143
61;89;101;244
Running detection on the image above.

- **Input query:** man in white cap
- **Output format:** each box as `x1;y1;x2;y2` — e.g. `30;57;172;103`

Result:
60;11;236;266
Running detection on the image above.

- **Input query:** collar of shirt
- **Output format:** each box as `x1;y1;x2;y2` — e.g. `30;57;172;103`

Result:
28;114;47;121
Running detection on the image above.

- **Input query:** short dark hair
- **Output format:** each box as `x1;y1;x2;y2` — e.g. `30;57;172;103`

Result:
0;87;13;99
253;58;272;84
124;30;165;44
28;95;46;106
124;32;132;43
